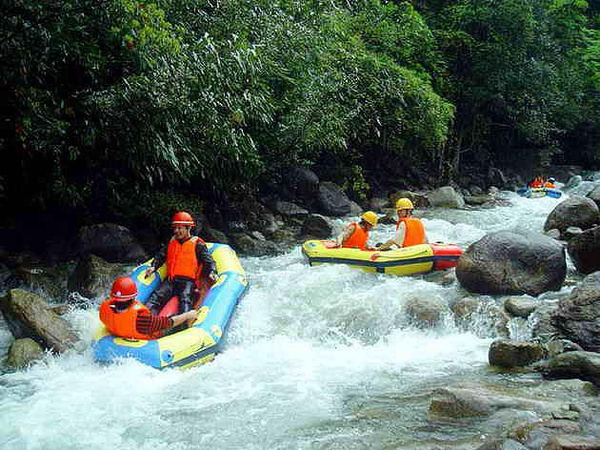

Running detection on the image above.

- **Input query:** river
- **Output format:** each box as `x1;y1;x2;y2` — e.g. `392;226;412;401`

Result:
0;190;585;449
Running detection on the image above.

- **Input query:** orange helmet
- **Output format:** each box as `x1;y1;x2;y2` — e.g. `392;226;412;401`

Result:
171;211;195;227
110;276;137;302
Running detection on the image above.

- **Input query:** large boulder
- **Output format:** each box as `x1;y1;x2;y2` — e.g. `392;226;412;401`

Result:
428;186;465;208
488;339;547;368
543;196;600;238
273;201;309;219
0;289;77;353
402;295;448;327
456;231;566;296
229;233;280;257
301;214;333;238
567;225;600;274
281;166;320;203
317;182;352;216
541;351;600;386
67;254;127;301
503;297;540;318
5;337;44;369
550;272;600;352
74;223;147;263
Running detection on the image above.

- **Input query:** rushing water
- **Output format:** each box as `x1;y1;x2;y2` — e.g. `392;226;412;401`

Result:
0;190;589;450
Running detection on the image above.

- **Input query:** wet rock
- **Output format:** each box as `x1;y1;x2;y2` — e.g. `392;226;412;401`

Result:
273;201;309;218
545;229;562;240
476;439;528;450
550;272;600;351
504;297;540;318
368;197;388;212
317;182;352;216
349;200;363;215
428;384;569;419
544;434;600;450
229;233;280;257
565;175;583;191
428;186;465;208
489;168;507;188
456;231;566;296
402;295;448;327
542;351;600;386
5;337;44;369
588;185;600;209
510;419;581;449
67;254;127;301
203;227;229;244
301;214;333;239
464;194;494;206
546;340;584;358
567;226;600;275
74;223;147;263
281;166;320;203
489;339;547;368
0;289;77;353
531;302;562;341
452;297;480;325
568;181;598;197
543;197;600;239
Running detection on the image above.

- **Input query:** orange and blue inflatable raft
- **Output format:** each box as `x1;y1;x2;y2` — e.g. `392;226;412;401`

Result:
92;243;248;370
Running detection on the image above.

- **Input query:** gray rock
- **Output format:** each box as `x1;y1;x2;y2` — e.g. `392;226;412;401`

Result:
402;295;448;327
0;289;77;353
456;231;566;296
282;166;320;202
67;254;127;301
545;229;561;240
565;175;583;191
428;186;465;208
389;190;429;208
429;384;569;419
546;339;584;357
302;214;333;239
489;339;547;368
273;201;309;218
504;297;540;318
567;225;600;274
542;351;600;386
588;184;600;209
6;337;44;369
544;434;600;450
348;201;363;216
74;223;147;263
550;272;600;351
544;196;600;238
229;233;280;257
317;182;352;216
531;303;562;341
203;227;229;244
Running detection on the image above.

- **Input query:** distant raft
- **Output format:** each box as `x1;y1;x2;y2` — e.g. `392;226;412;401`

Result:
92;243;248;370
517;187;562;198
301;240;462;276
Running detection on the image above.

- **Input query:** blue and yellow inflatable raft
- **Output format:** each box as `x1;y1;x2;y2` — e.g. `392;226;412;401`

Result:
92;243;248;370
517;187;562;198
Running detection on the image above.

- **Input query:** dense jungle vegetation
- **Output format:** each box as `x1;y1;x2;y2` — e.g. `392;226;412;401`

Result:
1;0;600;231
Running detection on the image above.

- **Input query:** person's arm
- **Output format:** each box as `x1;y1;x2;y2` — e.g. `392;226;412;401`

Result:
379;222;406;250
136;309;198;334
145;244;168;278
336;224;356;247
196;241;217;281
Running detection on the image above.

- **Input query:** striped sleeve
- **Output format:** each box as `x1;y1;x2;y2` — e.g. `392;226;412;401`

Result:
136;309;173;335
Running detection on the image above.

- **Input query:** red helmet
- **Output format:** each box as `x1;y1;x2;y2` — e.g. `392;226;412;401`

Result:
171;211;195;227
110;276;137;302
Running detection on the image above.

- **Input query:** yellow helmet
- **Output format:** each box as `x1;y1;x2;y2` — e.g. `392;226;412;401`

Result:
361;211;378;226
395;198;414;210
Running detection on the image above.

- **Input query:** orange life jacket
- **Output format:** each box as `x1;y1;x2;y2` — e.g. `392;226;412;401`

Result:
167;236;204;281
99;300;161;340
396;217;426;247
342;223;369;250
544;182;555;189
